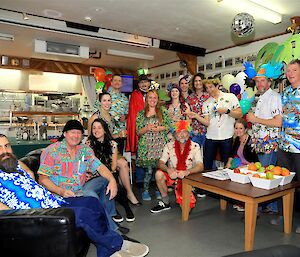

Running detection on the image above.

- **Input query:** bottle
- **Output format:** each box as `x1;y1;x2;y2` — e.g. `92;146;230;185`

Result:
22;129;28;141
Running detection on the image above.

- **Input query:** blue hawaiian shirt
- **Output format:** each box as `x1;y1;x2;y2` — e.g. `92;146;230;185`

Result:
280;85;300;153
0;164;65;209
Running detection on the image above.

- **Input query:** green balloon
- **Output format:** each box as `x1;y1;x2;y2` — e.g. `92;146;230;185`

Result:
105;70;113;75
239;99;252;115
96;81;105;90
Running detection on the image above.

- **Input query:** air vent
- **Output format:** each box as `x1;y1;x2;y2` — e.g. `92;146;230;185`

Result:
66;21;99;33
34;39;89;58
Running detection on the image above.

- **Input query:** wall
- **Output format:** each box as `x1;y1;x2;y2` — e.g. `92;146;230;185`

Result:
197;34;290;78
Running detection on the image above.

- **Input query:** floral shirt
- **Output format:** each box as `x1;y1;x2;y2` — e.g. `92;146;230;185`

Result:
160;141;203;169
38;139;101;192
251;89;282;153
202;92;240;140
187;92;209;136
108;88;129;135
0;165;65;209
279;85;300;153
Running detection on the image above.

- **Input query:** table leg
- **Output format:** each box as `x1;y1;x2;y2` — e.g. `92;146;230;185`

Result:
244;201;258;251
220;199;227;211
182;180;192;222
283;189;295;234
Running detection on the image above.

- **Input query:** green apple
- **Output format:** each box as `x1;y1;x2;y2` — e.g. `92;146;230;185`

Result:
266;171;274;180
258;167;265;173
255;162;262;169
267;165;275;170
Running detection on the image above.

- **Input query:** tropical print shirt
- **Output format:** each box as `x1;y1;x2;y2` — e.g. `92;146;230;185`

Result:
108;88;129;134
187;92;209;136
251;89;282;153
0;165;65;209
279;85;300;153
38;139;101;192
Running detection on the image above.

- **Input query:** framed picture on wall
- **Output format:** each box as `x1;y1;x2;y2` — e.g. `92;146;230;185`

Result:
179;70;184;76
155;74;159;80
225;58;233;67
171;71;177;77
206;63;213;70
166;72;170;79
160;73;165;79
246;54;256;62
198;64;205;72
215;60;223;69
234;56;244;65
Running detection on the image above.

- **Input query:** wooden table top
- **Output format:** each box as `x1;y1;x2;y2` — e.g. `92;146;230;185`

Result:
184;172;300;199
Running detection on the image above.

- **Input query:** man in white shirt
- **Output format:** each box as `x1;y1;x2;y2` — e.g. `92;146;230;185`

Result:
188;80;242;170
150;120;204;213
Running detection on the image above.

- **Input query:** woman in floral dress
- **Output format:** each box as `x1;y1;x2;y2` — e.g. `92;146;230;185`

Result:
136;90;170;201
187;73;209;146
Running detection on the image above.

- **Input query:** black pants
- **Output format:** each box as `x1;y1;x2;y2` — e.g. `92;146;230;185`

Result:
113;172;132;214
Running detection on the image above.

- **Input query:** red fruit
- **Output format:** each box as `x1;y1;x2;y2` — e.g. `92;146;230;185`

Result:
234;168;241;173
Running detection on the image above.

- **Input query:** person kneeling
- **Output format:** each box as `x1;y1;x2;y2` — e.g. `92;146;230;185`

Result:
150;121;204;213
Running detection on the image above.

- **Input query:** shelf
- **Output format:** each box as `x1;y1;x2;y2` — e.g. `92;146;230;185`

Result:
11;111;79;116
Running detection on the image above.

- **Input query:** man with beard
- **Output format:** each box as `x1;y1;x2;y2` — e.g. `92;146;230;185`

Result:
150;120;204;213
0;134;149;257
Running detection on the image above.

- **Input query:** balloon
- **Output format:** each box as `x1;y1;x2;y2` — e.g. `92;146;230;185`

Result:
94;68;106;82
221;74;235;91
235;72;247;94
242;90;255;103
236;93;242;100
105;73;113;83
245;87;256;99
229;83;241;95
239;99;252;115
96;81;105;90
105;80;112;90
105;69;113;75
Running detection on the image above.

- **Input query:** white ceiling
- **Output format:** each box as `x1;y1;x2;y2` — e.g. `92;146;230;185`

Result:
0;0;298;71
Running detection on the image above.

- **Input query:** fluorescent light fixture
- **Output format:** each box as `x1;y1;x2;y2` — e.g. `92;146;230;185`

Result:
0;32;14;41
22;12;29;20
219;0;282;24
107;49;154;60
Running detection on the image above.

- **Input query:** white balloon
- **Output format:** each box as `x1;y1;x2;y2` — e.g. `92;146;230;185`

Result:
234;72;247;94
221;74;235;91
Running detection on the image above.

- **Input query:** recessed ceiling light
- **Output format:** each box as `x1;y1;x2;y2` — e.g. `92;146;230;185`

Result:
84;16;92;22
175;27;180;31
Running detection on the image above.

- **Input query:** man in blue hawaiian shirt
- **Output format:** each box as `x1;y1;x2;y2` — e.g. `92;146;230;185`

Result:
0;134;149;257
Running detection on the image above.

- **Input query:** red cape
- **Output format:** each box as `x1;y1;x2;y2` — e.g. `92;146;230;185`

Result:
126;90;145;153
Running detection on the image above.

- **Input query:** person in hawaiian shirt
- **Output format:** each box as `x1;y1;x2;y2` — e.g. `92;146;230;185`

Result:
37;120;119;231
246;67;282;167
150;120;203;213
0;134;149;257
187;79;242;170
108;75;129;154
271;59;300;232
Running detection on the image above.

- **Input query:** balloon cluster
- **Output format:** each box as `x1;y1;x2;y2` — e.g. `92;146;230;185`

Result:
221;71;256;115
94;68;113;93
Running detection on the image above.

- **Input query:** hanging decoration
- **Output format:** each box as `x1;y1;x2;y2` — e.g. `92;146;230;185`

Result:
231;13;255;38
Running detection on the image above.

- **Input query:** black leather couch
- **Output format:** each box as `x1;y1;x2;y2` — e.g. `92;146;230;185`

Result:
0;149;91;257
223;245;300;257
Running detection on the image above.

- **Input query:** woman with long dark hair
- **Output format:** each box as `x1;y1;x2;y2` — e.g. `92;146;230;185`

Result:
88;118;139;222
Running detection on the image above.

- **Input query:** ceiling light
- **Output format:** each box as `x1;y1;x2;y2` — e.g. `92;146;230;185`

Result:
0;32;14;41
22;12;29;20
107;49;154;60
219;0;282;24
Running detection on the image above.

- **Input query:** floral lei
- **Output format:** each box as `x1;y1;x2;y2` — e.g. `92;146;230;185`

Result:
174;139;192;170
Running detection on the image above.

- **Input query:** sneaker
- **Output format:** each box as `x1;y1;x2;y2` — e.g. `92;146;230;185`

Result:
125;208;135;222
236;205;245;212
142;191;151;201
113;211;124;223
233;204;238;209
150;201;171;213
155;190;162;200
270;216;283;226
196;193;206;198
121;240;149;257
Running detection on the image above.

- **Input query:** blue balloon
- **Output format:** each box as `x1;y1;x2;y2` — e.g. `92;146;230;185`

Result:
243;62;257;79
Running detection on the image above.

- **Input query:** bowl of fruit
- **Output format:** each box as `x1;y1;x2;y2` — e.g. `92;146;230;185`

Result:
227;168;254;184
265;166;295;186
249;172;283;190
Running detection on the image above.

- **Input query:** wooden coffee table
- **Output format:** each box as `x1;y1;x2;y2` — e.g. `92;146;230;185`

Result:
182;173;300;251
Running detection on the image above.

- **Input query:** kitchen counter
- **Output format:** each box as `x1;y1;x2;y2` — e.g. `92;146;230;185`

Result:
10;138;52;158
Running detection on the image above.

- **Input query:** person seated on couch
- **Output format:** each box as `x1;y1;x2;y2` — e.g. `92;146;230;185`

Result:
0;134;149;257
37;120;120;232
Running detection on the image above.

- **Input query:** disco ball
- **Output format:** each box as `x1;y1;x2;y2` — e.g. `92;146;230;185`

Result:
232;13;255;37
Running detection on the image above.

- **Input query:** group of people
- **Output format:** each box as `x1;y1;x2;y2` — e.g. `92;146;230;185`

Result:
1;59;300;257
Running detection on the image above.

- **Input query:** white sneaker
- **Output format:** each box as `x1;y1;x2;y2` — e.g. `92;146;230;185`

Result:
110;250;132;257
121;240;149;257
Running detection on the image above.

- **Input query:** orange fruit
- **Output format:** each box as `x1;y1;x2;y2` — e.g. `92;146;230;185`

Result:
271;166;282;176
281;168;290;176
248;163;257;171
253;174;260;178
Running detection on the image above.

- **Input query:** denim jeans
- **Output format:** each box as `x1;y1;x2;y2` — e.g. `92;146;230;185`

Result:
257;151;278;166
82;176;117;231
204;138;233;170
62;196;122;257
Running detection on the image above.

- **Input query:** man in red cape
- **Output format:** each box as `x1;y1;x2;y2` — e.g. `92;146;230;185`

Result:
150;120;204;213
126;75;150;154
